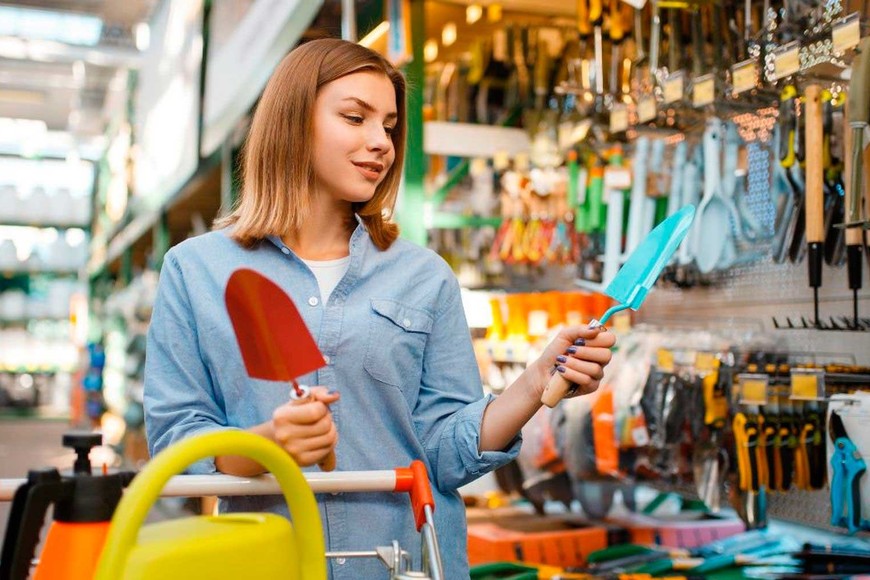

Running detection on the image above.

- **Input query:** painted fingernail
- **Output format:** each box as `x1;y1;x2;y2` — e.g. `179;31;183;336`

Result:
574;338;586;346
327;389;339;396
566;346;578;354
556;365;566;373
556;355;568;363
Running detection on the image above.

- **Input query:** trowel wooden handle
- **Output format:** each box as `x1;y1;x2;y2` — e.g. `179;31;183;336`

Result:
804;85;824;244
541;372;574;408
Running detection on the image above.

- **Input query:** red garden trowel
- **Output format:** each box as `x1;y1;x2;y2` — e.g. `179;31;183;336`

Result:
225;268;335;471
541;205;696;408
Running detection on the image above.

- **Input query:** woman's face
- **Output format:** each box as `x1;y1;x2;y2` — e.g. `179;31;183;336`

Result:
311;71;397;206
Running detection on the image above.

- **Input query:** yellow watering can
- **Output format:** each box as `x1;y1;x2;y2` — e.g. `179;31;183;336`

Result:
93;431;326;580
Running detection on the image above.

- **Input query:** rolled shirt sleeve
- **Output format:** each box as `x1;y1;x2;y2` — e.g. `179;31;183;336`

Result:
144;250;235;474
415;273;521;492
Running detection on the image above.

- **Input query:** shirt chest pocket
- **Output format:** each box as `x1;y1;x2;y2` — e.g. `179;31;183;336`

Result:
363;299;433;395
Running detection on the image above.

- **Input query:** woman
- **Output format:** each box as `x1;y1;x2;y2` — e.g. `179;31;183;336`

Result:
145;38;615;579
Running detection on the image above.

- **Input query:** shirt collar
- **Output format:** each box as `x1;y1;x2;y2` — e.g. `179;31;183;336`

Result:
265;214;369;255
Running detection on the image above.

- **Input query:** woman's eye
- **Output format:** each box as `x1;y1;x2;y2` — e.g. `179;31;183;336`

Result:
343;114;364;124
384;126;395;135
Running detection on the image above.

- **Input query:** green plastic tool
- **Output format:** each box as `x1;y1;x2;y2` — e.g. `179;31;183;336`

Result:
541;204;696;407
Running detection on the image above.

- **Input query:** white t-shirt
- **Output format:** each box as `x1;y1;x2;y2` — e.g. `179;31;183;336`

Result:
301;256;350;303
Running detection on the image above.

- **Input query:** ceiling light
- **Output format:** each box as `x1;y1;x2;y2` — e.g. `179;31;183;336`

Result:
424;39;438;63
441;22;457;47
0;6;102;47
466;5;483;25
135;22;150;51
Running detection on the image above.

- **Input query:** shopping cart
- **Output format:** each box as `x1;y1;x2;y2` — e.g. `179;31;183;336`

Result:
0;431;444;580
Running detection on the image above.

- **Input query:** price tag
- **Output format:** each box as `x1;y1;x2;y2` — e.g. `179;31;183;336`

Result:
604;166;632;191
731;59;758;95
657;348;675;372
695;351;717;372
773;41;801;80
790;368;826;400
832;13;860;54
738;373;769;406
692;74;715;107
663;72;684;104
637;96;657;123
610;104;629;133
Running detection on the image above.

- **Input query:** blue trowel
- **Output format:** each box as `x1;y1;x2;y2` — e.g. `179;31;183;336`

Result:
541;204;696;407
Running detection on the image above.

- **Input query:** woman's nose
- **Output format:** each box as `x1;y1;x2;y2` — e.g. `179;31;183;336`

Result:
366;124;391;152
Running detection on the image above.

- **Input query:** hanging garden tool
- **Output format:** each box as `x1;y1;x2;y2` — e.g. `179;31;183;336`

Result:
541;204;696;407
804;84;825;326
0;433;135;580
838;37;870;329
224;268;334;471
829;411;868;534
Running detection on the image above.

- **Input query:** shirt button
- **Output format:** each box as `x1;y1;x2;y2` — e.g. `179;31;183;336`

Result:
403;318;412;328
308;296;319;307
281;246;290;255
336;558;346;565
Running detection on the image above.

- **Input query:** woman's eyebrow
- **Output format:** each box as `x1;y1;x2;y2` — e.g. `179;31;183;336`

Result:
341;96;398;120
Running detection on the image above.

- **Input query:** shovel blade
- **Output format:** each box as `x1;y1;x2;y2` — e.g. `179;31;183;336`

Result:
225;268;325;382
605;204;696;311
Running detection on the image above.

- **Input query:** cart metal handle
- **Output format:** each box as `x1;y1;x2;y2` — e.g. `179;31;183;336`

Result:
1;461;433;523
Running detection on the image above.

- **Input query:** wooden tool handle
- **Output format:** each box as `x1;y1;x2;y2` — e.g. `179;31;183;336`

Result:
805;85;825;244
541;372;574;408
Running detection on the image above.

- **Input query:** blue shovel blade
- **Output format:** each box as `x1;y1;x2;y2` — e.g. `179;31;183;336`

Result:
599;205;696;325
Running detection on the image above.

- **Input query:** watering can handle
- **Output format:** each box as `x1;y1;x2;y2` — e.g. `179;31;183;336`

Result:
93;431;326;580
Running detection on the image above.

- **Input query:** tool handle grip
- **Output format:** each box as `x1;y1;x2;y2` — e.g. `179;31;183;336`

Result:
541;373;574;408
805;85;825;243
291;392;337;472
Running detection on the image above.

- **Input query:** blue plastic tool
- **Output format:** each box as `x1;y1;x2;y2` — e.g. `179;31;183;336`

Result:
829;412;868;534
540;204;696;407
594;204;697;327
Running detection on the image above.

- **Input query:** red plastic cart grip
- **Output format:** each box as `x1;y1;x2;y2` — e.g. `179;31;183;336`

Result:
393;460;434;532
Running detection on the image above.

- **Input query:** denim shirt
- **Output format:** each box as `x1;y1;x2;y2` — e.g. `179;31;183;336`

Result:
144;220;521;579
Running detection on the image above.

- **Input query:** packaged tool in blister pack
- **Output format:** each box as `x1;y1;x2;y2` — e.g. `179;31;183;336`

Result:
827;392;870;534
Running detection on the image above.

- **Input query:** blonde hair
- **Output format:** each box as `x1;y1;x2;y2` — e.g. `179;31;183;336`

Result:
215;38;405;250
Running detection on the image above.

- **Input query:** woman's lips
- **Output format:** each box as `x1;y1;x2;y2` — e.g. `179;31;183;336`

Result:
352;161;383;180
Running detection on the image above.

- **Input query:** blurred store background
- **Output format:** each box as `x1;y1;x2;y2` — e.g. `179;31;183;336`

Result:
1;0;870;562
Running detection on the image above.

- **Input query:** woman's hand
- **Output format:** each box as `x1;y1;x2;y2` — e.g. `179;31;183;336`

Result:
531;326;616;400
271;387;340;468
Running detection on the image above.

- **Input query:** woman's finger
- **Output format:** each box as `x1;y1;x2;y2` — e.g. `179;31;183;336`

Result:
565;345;613;365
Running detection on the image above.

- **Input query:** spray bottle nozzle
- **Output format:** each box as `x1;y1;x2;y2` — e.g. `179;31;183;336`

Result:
62;432;103;475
